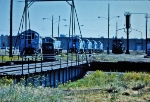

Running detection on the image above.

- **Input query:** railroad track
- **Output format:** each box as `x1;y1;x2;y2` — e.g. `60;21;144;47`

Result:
0;60;87;75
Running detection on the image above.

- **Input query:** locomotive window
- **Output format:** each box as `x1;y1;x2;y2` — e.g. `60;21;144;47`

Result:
35;33;38;39
2;43;5;47
45;46;52;49
20;35;24;39
73;39;77;42
28;36;31;39
46;39;49;42
32;33;34;39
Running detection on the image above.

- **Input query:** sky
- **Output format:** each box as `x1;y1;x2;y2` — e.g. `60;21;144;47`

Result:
0;0;150;39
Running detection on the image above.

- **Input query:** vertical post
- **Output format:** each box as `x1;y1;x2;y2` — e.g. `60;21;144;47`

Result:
28;58;29;73
125;13;131;54
76;53;77;65
41;57;42;72
107;3;110;54
86;54;87;64
60;55;61;68
71;1;74;64
5;49;6;55
81;54;82;64
146;14;148;54
22;58;23;75
67;53;68;67
116;22;118;38
25;0;27;30
58;16;60;40
35;57;36;73
24;0;28;57
2;56;3;63
10;0;13;57
126;28;130;54
18;54;19;60
67;10;72;66
78;54;79;65
72;1;74;39
67;2;73;66
71;54;72;66
52;15;53;37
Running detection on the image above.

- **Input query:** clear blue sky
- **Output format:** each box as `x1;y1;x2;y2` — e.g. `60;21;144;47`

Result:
0;0;150;39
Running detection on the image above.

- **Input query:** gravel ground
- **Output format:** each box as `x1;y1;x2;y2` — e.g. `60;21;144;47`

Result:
86;50;150;76
93;50;150;62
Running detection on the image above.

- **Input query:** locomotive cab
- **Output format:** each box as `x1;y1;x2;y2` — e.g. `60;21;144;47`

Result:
112;38;125;54
42;37;62;55
42;42;55;61
69;36;84;53
18;29;42;56
97;41;104;53
92;40;97;53
84;39;92;54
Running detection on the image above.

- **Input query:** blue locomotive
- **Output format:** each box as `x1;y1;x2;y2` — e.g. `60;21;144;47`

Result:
18;29;42;56
69;36;84;53
42;37;62;55
97;41;104;53
84;39;92;53
112;38;125;54
147;39;150;56
92;40;98;53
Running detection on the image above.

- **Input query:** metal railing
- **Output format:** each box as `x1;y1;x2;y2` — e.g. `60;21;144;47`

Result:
0;53;91;76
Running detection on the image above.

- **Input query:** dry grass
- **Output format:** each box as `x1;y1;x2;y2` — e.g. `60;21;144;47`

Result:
0;71;150;102
1;51;150;101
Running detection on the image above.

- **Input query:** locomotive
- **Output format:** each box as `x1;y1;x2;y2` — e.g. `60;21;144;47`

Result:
42;42;56;61
69;36;84;53
112;38;125;54
92;40;98;53
68;36;104;54
18;29;42;56
147;39;150;56
42;37;62;55
84;39;92;54
97;41;104;53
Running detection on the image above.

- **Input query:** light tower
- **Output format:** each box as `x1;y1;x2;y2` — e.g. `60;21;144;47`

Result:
125;12;131;54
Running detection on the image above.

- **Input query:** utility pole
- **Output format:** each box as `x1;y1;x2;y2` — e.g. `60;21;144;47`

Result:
146;14;148;54
116;22;118;38
52;15;53;37
58;16;60;40
24;0;28;57
107;3;110;54
10;0;13;57
25;0;28;30
71;1;74;47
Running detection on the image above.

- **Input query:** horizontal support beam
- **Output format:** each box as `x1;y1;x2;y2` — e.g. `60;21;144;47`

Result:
27;0;71;1
23;0;150;1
